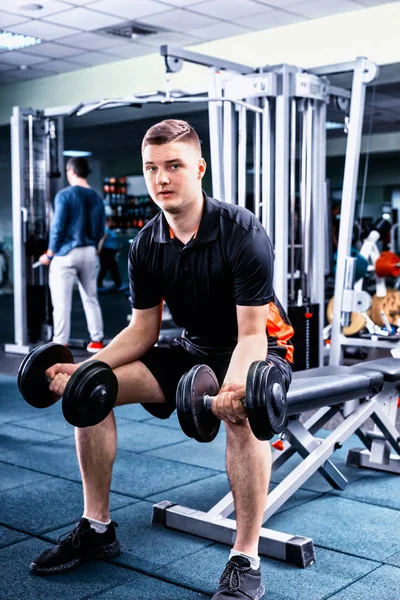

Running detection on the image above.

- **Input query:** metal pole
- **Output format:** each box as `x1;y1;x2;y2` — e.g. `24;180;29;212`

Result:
28;114;35;234
303;98;313;301
274;66;291;309
329;58;379;365
253;104;261;219
238;105;247;208
289;98;297;305
5;107;30;352
261;98;272;238
312;99;327;366
208;68;224;202
223;100;236;204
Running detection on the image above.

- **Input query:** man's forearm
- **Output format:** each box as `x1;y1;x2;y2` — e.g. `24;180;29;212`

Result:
85;325;158;370
223;334;268;388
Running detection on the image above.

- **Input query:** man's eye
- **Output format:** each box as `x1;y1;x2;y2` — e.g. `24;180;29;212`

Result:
170;164;180;169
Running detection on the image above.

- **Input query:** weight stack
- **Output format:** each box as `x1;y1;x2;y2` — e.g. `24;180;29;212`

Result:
27;284;53;343
287;304;319;372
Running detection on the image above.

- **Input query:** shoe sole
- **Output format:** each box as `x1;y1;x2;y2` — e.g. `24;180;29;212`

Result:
256;584;266;599
29;539;121;575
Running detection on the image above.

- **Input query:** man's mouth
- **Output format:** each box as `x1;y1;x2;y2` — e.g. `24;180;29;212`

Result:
159;190;173;196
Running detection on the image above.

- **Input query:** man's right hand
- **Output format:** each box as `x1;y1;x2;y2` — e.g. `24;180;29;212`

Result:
45;363;81;396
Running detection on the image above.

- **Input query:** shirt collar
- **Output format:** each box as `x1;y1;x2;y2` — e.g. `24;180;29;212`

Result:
154;193;220;244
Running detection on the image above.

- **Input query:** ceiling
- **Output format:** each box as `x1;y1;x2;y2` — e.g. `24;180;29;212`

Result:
0;0;398;85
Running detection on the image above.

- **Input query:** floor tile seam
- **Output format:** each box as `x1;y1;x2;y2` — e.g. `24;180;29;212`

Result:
77;573;147;600
0;517;86;539
0;458;84;483
113;560;214;598
0;432;73;450
3;420;75;437
384;547;400;562
126;439;194;454
270;491;327;517
321;562;386;599
124;545;217;594
142;473;226;502
313;541;386;564
326;489;400;511
140;451;225;473
0;535;30;551
0;461;142;504
136;472;225;499
323;491;400;513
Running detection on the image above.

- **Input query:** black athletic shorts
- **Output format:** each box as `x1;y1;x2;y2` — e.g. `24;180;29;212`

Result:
139;339;293;419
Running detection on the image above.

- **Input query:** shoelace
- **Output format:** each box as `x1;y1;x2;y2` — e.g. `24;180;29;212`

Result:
219;559;251;592
57;520;118;549
57;520;86;548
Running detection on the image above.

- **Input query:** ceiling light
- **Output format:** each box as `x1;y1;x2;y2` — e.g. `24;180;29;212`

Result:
63;150;92;157
0;30;41;51
18;3;44;10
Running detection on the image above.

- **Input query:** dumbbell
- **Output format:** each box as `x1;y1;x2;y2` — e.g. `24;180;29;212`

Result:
176;361;287;443
18;342;118;427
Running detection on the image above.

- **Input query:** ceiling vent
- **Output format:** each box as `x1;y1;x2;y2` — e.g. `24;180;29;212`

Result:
99;21;161;40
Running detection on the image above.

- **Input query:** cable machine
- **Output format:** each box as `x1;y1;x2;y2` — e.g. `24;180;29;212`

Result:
5;48;378;364
5;108;63;354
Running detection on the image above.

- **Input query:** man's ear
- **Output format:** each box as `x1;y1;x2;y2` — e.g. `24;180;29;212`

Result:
198;158;206;179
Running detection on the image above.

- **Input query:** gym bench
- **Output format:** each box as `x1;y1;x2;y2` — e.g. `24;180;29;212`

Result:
153;358;400;568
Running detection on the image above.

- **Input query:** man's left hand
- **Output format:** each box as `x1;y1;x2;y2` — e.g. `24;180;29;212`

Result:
211;382;247;424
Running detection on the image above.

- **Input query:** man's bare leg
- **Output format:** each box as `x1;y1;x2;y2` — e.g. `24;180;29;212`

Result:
76;361;166;521
225;420;271;557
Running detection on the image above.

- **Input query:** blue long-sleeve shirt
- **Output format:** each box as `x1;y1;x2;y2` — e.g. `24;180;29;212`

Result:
49;185;106;256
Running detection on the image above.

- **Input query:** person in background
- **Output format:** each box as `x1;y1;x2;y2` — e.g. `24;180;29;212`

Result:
97;217;122;291
39;157;106;353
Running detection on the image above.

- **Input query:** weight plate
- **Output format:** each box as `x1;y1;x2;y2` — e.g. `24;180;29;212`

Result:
62;361;118;427
189;365;220;443
18;343;74;409
246;361;287;441
176;365;220;443
176;370;196;439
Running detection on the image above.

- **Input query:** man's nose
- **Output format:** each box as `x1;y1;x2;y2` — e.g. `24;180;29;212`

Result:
156;169;170;185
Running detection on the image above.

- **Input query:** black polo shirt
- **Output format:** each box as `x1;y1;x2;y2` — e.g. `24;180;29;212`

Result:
128;194;293;360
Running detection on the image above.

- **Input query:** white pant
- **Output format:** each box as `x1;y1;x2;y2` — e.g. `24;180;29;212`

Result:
49;246;104;345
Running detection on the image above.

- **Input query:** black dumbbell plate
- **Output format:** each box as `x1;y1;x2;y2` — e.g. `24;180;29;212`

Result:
62;361;118;427
246;361;287;441
178;364;221;443
18;343;74;408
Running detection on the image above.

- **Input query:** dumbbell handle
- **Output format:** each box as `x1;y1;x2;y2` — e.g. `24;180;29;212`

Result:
203;381;284;413
203;392;246;412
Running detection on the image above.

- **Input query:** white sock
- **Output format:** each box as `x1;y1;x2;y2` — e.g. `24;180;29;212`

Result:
229;549;260;570
83;515;111;534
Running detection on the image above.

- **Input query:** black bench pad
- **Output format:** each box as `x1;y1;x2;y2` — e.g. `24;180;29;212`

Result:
351;357;400;382
288;366;384;415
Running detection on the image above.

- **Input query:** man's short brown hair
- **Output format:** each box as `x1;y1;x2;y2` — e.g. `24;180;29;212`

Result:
141;119;201;153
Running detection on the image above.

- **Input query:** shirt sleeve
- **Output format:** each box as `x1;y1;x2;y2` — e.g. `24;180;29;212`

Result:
95;201;106;245
232;226;274;306
48;192;68;253
128;237;162;309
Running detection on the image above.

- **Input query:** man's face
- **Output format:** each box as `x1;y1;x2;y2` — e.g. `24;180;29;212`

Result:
142;141;206;214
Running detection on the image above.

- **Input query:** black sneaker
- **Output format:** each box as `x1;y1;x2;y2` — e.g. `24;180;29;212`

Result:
30;518;120;575
211;556;265;599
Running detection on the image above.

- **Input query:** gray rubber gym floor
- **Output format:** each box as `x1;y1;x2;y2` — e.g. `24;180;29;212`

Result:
1;366;400;600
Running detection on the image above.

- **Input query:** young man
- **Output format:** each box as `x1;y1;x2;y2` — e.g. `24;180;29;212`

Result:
39;157;105;353
32;120;294;600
